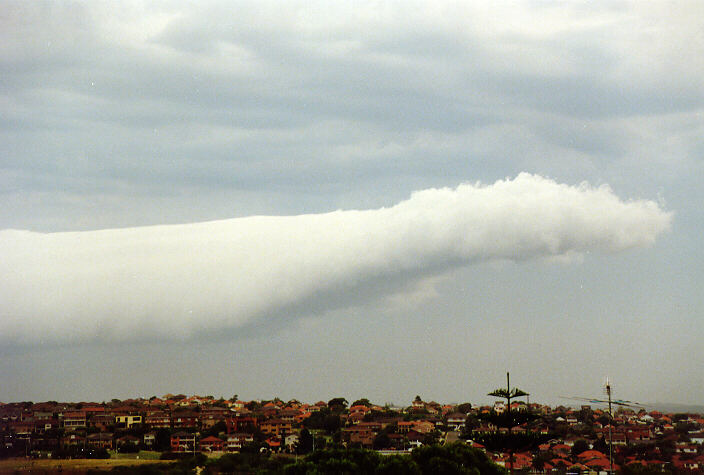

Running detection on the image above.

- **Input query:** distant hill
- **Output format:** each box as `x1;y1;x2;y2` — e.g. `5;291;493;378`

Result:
647;402;704;414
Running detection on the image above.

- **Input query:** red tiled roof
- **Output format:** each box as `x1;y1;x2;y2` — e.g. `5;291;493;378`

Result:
585;458;613;469
578;450;608;460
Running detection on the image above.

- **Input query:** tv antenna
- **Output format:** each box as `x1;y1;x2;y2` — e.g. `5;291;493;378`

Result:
561;378;644;474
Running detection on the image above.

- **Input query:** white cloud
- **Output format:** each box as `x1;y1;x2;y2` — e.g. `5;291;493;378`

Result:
0;174;671;344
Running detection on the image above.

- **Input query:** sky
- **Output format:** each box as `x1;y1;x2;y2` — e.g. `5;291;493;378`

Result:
1;1;703;408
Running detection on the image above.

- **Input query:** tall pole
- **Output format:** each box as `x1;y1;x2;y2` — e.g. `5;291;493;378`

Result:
606;380;613;475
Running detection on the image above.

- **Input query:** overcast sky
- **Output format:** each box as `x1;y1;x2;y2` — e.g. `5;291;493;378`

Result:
1;1;703;408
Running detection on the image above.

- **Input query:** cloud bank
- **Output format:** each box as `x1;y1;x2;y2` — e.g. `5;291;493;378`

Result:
0;174;671;344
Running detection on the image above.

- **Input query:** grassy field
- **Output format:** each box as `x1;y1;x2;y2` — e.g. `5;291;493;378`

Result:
108;450;162;460
0;457;176;474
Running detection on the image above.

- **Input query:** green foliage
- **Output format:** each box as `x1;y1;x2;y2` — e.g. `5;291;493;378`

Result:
531;451;553;471
570;439;589;457
479;410;536;429
302;447;382;474
373;432;392;450
487;388;528;400
246;400;262;411
328;398;349;412
411;443;506;475
353;398;372;407
281;443;504;475
460;415;480;439
204;451;281;474
375;456;421;475
303;408;342;434
592;436;609;455
297;428;314;454
154;428;172;452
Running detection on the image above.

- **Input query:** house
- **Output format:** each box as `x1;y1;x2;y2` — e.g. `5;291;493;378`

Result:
226;433;254;452
676;443;698;455
265;437;282;452
347;412;366;425
279;408;302;423
285;433;299;452
345;427;375;448
116;414;142;429
406;430;424;448
143;432;156;448
499;452;532;470
33;418;60;433
62;411;87;430
349;405;372;417
116;435;140;450
87;432;113;449
61;433;85;447
171;431;197;452
342;422;380;448
225;416;257;434
426;402;442;415
260;418;292;437
199;435;225;452
201;407;229;429
585;458;616;471
401;420;421;434
172;412;198;429
145;411;171;429
91;414;115;431
33;411;53;421
446;412;467;431
551;443;571;456
578;450;608;463
9;421;33;437
412;420;435;434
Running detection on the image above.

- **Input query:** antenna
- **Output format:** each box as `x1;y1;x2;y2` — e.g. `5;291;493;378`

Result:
561;377;643;475
604;377;613;475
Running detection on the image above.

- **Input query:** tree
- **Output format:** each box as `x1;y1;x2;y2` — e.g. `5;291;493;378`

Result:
154;428;172;452
373;431;392;450
328;397;349;412
571;439;590;457
593;435;609;455
352;398;371;407
479;372;539;474
245;400;261;411
411;442;506;475
297;428;314;454
376;456;422;475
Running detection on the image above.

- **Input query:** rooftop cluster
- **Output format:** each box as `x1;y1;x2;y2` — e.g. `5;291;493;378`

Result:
2;395;703;473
